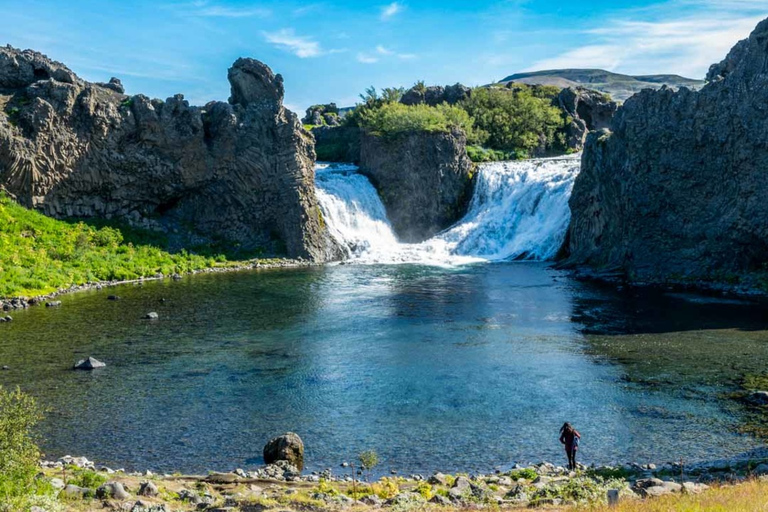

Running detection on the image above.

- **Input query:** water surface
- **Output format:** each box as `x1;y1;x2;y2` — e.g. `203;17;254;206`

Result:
1;263;767;475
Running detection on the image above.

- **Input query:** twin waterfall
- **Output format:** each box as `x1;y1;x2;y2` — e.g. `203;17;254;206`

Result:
315;156;580;266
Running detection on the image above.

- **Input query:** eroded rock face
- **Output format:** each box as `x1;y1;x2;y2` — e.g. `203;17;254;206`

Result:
565;17;768;283
556;87;617;151
359;130;474;243
0;46;333;260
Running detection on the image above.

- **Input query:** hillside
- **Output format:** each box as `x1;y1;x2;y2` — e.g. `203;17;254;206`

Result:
499;69;705;102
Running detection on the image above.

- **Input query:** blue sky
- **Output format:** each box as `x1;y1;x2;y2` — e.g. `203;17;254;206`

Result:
1;0;766;113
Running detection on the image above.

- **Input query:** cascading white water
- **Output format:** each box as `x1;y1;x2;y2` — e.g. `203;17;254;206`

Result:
315;155;580;265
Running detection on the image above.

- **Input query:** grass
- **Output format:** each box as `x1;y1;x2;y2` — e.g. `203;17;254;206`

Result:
0;194;257;298
571;479;768;511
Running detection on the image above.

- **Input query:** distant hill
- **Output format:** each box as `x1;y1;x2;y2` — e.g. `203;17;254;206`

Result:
499;69;706;102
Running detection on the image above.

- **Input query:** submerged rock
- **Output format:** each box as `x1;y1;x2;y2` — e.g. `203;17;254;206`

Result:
144;312;159;320
73;357;106;370
263;432;305;471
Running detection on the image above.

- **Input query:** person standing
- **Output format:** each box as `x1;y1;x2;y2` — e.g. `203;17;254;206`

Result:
559;422;581;470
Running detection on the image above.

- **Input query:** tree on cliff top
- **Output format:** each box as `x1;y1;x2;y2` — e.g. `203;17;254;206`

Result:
358;102;483;143
460;86;567;156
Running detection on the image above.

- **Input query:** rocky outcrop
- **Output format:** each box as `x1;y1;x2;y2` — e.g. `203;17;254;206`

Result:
556;87;617;151
400;84;471;107
0;46;334;260
564;18;768;284
359;129;474;242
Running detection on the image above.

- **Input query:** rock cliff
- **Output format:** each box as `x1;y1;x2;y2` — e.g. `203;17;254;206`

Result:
359;130;474;243
564;17;768;284
556;87;617;151
0;46;334;261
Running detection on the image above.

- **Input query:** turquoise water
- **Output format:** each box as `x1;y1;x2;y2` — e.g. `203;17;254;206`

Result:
1;263;766;475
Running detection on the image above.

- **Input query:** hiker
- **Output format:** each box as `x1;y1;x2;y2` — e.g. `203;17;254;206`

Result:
559;422;581;470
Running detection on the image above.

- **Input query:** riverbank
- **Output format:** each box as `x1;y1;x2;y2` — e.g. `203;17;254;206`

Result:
29;451;768;512
0;258;317;312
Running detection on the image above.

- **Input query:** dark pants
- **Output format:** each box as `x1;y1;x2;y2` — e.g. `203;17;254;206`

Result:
566;446;577;470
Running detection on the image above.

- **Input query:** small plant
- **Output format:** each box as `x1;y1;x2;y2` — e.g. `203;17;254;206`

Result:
358;450;380;481
314;478;339;497
372;477;399;499
69;469;108;489
508;468;538;481
415;481;433;499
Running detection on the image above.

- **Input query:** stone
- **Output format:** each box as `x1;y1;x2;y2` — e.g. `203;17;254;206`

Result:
45;301;62;307
144;312;159;320
753;463;768;476
682;482;709;493
0;46;336;262
359;129;474;243
107;295;121;301
361;494;383;506
747;391;768;406
138;481;159;497
73;357;106;370
263;432;304;471
400;83;470;107
60;484;88;498
178;489;203;504
205;473;240;484
96;481;130;500
428;472;448;485
565;17;768;286
4;316;11;321
49;477;65;489
429;494;452;506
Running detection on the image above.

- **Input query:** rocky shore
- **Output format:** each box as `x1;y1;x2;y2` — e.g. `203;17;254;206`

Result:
34;447;768;512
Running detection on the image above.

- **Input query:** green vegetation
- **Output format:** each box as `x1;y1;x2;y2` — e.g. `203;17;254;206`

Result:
317;81;571;163
508;468;538;481
0;387;55;511
67;468;108;490
461;86;567;158
530;476;630;505
0;194;246;298
358;450;380;481
358;102;481;142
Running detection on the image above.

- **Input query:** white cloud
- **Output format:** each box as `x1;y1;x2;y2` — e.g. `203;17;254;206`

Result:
526;11;765;78
380;2;402;21
181;1;271;18
263;29;322;58
376;45;393;55
357;53;379;64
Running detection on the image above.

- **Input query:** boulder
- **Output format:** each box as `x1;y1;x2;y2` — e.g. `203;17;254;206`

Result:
138;481;159;497
73;357;106;370
60;484;88;498
45;301;62;308
0;46;334;262
428;472;448;485
96;481;130;500
263;432;304;471
144;312;159;320
746;391;768;406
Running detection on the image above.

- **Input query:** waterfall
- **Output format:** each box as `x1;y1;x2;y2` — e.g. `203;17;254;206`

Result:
315;156;580;265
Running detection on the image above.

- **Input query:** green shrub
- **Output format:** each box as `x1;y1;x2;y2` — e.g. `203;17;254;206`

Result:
0;387;47;506
460;86;566;155
466;145;510;162
508;468;538;481
358;102;482;142
415;481;433;499
68;469;108;489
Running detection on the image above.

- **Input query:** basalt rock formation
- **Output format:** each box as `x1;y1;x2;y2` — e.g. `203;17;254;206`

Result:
564;17;768;284
400;83;471;107
359;129;474;243
0;46;334;260
556;87;617;151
